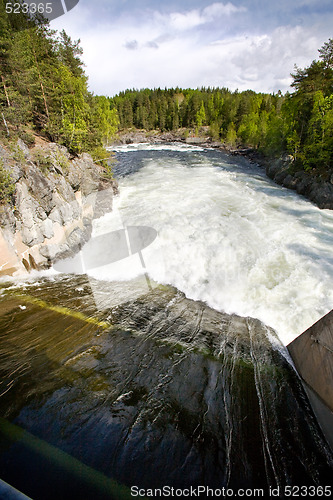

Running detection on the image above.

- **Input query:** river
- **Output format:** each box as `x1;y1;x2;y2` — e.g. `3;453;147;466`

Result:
92;143;333;345
0;143;332;498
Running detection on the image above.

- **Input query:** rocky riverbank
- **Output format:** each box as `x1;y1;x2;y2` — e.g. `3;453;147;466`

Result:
112;127;216;146
265;156;333;210
0;136;117;277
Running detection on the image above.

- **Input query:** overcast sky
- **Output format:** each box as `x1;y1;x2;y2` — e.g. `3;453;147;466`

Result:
50;0;333;96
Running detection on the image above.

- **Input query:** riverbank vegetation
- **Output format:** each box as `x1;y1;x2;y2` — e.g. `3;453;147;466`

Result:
0;1;332;176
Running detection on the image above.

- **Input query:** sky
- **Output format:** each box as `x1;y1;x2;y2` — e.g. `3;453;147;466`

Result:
50;0;333;97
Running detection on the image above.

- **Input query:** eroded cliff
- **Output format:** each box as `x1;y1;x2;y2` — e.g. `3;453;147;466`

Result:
0;136;117;276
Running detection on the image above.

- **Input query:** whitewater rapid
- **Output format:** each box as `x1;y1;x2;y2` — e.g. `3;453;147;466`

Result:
88;143;333;345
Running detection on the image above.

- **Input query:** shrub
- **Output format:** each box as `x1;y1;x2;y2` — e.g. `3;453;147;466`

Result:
53;150;70;173
33;149;53;173
90;146;115;179
19;131;36;148
0;162;15;204
9;143;25;163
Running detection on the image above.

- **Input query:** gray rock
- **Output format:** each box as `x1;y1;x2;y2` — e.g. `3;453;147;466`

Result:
309;182;333;209
80;174;100;197
0;143;24;182
295;172;312;195
42;218;54;239
185;136;206;144
66;168;81;191
92;188;114;218
25;163;55;215
39;242;70;261
65;225;91;255
265;157;333;209
35;206;47;221
48;206;62;225
0;138;118;274
266;160;284;180
17;138;30;159
274;168;289;184
282;174;298;189
15;182;45;245
7;162;24;183
21;224;44;246
0;205;16;232
52;174;76;203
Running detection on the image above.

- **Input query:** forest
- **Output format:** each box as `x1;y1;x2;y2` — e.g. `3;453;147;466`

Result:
111;40;333;173
0;1;332;176
0;0;119;161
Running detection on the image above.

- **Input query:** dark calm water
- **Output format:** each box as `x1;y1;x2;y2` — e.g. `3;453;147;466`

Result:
1;144;333;499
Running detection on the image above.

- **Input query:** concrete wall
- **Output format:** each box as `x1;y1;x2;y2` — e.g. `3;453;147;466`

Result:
288;310;333;450
0;479;32;499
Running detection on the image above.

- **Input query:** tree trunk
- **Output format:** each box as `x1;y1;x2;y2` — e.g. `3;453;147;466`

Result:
32;48;49;119
1;112;10;136
1;74;11;107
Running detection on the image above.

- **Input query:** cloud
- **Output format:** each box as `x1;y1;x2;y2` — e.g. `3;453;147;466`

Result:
155;2;247;32
168;10;203;31
146;41;159;49
227;26;321;91
50;1;333;96
203;2;247;19
124;40;139;50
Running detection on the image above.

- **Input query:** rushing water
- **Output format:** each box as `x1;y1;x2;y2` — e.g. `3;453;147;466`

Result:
1;143;333;498
97;143;333;345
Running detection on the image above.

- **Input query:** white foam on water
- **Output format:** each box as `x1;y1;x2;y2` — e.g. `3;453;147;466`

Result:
90;144;333;345
109;142;206;153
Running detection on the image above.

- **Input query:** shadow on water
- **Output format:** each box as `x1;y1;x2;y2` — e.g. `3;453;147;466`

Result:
113;148;258;178
0;275;332;498
286;243;333;276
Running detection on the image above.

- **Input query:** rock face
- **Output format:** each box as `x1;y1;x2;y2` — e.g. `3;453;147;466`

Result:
266;156;333;209
0;138;117;276
0;277;332;495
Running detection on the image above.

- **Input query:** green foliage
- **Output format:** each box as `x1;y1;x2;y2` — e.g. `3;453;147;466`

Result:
225;122;237;147
284;39;333;172
19;131;35;147
237;112;260;147
303;92;333;171
9;143;25;162
111;86;284;150
0;5;120;153
89;96;119;146
90;146;115;179
209;121;221;141
53;150;70;173
196;102;206;127
0;161;15;204
32;149;53;172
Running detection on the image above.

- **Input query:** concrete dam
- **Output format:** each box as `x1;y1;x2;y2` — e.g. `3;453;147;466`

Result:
288;310;333;451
